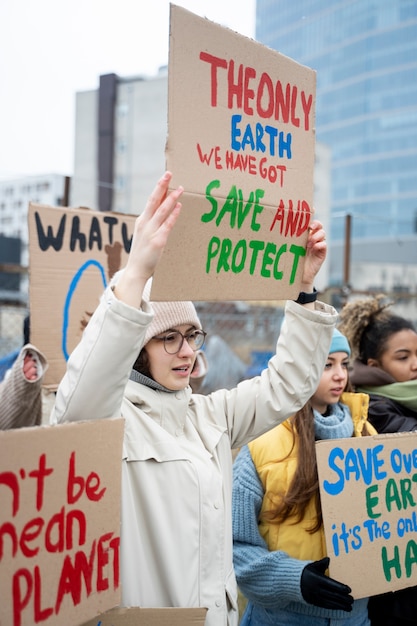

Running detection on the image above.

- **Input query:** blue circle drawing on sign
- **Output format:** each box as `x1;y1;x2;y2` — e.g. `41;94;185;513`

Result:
62;260;107;360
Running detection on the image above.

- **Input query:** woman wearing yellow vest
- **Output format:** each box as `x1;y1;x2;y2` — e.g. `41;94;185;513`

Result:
232;329;376;626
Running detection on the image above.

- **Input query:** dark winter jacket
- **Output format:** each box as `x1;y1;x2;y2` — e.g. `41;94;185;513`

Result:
350;358;417;625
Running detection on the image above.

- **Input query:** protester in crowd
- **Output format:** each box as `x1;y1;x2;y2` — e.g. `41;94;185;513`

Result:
338;294;417;433
189;349;209;393
232;328;376;626
0;343;48;429
338;294;417;625
50;171;337;626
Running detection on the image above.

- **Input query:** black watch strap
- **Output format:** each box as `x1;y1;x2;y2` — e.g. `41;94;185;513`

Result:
294;287;318;304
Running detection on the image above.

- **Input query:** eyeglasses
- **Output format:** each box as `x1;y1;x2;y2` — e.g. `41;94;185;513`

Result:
152;329;207;354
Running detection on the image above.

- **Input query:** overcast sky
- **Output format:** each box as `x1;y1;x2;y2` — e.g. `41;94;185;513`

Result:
0;0;255;181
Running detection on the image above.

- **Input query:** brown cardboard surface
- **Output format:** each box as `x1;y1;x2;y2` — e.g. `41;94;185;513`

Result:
82;606;207;625
317;431;417;598
28;203;136;388
0;418;124;626
152;4;316;301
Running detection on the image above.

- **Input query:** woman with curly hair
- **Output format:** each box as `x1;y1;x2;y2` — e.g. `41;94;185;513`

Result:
338;295;417;625
338;294;417;434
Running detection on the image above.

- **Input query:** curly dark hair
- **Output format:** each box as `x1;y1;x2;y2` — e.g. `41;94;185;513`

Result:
338;294;415;363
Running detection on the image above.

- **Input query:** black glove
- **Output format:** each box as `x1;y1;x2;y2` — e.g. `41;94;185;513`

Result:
300;557;354;612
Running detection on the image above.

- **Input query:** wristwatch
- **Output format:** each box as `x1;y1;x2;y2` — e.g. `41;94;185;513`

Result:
294;288;318;304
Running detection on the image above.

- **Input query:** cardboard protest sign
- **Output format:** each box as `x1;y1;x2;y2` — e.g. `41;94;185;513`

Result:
0;418;124;626
317;432;417;598
152;4;316;301
82;606;207;626
28;203;136;388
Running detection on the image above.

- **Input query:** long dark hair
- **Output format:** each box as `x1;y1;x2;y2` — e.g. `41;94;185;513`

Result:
132;348;151;378
264;403;323;533
265;379;373;533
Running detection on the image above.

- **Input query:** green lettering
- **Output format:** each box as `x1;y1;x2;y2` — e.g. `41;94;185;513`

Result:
386;478;402;512
201;180;221;223
381;545;401;582
248;240;265;275
273;244;287;280
251;190;265;232
405;539;417;578
237;190;253;229
206;236;221;273
231;240;247;273
260;242;277;278
365;484;381;519
400;478;416;509
216;186;238;228
217;238;232;272
288;244;306;284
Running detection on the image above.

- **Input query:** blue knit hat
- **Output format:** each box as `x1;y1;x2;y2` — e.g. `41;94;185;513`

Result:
330;329;351;356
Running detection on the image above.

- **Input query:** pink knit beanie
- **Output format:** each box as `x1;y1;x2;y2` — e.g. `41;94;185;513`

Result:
142;279;202;346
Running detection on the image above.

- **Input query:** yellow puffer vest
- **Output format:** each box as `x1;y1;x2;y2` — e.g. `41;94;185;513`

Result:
248;392;376;561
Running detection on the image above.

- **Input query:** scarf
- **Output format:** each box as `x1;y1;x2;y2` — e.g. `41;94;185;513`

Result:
358;379;417;412
129;369;175;393
314;402;354;441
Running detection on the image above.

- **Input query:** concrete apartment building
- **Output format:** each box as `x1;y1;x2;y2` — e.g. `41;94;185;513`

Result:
0;173;67;266
0;173;66;297
71;70;168;216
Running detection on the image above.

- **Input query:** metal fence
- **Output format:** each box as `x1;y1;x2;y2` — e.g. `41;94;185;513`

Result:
0;263;286;386
3;263;417;388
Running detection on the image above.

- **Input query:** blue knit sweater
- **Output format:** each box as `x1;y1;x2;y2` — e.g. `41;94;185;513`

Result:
232;445;369;622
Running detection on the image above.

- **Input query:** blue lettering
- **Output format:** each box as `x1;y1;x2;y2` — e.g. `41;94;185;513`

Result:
323;447;345;495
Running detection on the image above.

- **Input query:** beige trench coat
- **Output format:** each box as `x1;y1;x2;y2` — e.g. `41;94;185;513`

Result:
51;287;337;626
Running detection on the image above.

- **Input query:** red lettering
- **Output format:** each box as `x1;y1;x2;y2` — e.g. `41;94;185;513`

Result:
243;66;256;115
13;568;32;626
20;518;43;557
97;533;112;591
65;508;87;549
200;55;313;130
34;566;53;623
197;143;216;165
0;471;20;515
67;452;83;504
269;199;311;235
111;536;120;589
10;532;120;625
227;59;243;109
0;521;18;558
275;81;291;124
67;452;105;504
301;91;313;131
29;454;54;511
199;52;228;106
86;472;105;502
55;541;96;613
270;200;285;232
45;507;65;553
257;73;274;118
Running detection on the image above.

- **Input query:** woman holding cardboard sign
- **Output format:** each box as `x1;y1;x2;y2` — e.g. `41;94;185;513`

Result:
232;329;375;626
51;171;337;626
338;295;417;626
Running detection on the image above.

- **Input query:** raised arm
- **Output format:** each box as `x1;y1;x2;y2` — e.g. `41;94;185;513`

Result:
114;171;183;308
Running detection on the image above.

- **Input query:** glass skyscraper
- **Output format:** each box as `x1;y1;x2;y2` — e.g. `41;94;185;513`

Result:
256;0;417;241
